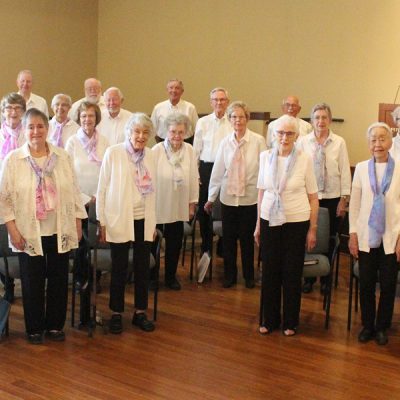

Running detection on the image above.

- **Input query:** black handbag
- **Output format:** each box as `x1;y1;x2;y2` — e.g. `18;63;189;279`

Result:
0;296;10;337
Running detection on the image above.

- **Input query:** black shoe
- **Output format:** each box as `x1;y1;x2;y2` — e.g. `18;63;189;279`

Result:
46;330;66;342
165;279;181;291
132;312;155;332
223;278;236;288
27;333;44;345
109;314;123;334
358;327;375;343
245;279;255;289
375;330;388;346
302;282;313;294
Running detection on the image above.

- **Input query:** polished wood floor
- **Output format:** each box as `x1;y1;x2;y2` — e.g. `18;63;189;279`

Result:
1;250;400;400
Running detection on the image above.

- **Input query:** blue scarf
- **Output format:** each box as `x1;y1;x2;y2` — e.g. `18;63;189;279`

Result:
368;154;395;248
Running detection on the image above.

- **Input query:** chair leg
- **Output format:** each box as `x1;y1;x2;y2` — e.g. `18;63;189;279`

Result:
259;286;264;326
190;225;196;279
71;261;76;328
181;237;187;266
347;259;354;331
355;279;359;312
324;273;333;329
334;250;340;288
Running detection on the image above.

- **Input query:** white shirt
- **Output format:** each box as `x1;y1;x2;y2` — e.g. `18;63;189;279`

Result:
65;134;109;198
389;134;400;160
349;159;400;254
97;108;132;146
0;143;87;255
68;96;107;122
257;150;318;223
208;129;267;206
193;113;231;162
20;92;49;118
266;117;312;148
152;142;199;223
297;130;351;199
97;144;156;243
0;126;25;171
48;118;79;148
151;99;198;139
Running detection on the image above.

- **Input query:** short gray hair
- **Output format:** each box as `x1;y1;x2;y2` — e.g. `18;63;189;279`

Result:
1;92;26;112
274;115;300;135
22;108;49;129
227;101;250;121
51;93;72;108
164;113;191;133
366;122;393;142
167;78;184;90
104;87;124;100
209;87;229;99
125;113;154;139
310;103;332;121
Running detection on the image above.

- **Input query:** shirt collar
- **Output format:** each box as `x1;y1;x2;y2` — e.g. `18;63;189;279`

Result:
213;112;228;122
229;128;250;143
310;130;333;144
18;142;63;159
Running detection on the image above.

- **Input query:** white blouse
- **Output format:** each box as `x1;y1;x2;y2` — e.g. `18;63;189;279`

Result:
48;118;79;148
152;142;199;224
96;144;156;243
0;143;87;255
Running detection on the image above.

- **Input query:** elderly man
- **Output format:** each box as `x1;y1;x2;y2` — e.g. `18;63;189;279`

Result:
193;87;231;257
16;70;49;117
97;87;132;145
151;79;198;144
266;95;312;148
69;78;106;121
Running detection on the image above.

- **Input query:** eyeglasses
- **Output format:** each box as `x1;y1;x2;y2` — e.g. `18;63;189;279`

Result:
283;103;299;109
230;116;246;120
211;98;228;103
276;130;296;138
4;105;24;112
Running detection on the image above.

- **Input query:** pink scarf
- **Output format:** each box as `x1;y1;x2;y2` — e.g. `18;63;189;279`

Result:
49;118;69;148
76;128;102;166
226;136;246;196
0;122;22;159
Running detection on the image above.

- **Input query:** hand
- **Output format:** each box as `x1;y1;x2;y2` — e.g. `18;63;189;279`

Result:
306;228;317;252
90;196;96;204
348;233;359;259
204;201;213;215
76;219;82;242
396;236;400;262
9;228;25;251
336;198;347;217
98;225;106;243
189;203;196;220
254;223;260;247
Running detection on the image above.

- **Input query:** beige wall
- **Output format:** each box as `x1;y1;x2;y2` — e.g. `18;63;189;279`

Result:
0;0;98;114
98;0;400;164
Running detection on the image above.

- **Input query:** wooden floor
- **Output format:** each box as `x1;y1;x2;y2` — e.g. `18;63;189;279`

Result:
1;251;400;400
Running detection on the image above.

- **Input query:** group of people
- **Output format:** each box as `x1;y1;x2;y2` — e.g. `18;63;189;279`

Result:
0;69;399;347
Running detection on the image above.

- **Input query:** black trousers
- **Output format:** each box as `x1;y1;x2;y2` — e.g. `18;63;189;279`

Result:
197;161;214;253
260;219;309;330
359;246;399;331
109;220;151;312
74;217;89;283
18;235;70;335
155;222;183;283
221;203;257;282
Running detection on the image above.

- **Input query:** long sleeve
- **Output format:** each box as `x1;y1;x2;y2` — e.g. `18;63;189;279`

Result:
339;140;351;196
348;165;361;234
208;141;225;202
188;145;199;203
96;148;111;226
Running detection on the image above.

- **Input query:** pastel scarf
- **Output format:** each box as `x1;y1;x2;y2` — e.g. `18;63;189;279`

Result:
76;128;102;166
368;154;395;248
0;122;22;159
124;139;153;196
49;119;69;148
226;136;246;196
27;153;58;220
268;147;298;226
312;133;332;191
163;138;185;189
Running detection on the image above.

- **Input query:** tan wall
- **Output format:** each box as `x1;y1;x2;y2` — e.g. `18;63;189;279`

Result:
97;0;400;164
0;0;98;115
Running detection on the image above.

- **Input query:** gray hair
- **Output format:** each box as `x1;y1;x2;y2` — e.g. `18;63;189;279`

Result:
104;87;124;100
17;69;33;81
164;113;191;133
125;112;154;139
22;108;49;129
209;87;229;99
391;106;400;123
366;122;393;142
51;93;72;108
1;92;26;112
167;78;184;90
273;115;300;135
227;101;250;121
310;103;332;121
84;78;102;88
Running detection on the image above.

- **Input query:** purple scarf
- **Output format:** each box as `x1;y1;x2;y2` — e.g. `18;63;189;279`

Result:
125;139;153;196
27;153;58;220
76;128;102;166
368;154;395;248
49;119;69;148
0;122;22;159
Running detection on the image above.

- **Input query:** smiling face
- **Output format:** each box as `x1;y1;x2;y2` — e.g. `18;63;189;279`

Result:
2;102;24;129
275;121;298;155
167;123;185;150
312;109;331;136
282;96;301;117
210;90;229;118
17;72;33;97
52;96;71;123
369;127;392;163
84;79;102;103
25;115;48;148
105;89;122;117
229;106;248;136
167;81;184;105
129;124;150;150
79;107;97;136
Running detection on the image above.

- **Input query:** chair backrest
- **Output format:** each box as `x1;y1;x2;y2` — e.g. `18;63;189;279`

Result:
86;202;99;248
307;207;330;255
0;224;14;258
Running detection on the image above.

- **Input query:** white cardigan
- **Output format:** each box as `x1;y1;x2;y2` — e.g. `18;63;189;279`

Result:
96;144;156;243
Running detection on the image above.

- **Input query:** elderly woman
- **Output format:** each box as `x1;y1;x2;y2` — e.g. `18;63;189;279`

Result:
254;115;319;336
205;101;266;288
97;113;156;334
298;103;351;294
152;113;199;290
0;92;26;303
48;94;79;148
390;106;400;160
349;122;400;346
0;108;87;344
